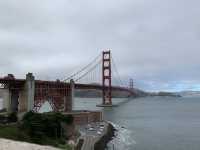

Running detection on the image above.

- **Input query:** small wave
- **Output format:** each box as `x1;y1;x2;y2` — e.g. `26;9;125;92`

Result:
107;122;136;150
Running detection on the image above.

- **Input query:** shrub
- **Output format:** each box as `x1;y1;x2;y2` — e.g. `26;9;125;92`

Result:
21;111;74;143
64;114;74;125
0;115;7;123
7;112;18;123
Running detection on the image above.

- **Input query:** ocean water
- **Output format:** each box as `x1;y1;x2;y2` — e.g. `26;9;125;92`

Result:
74;96;200;150
0;97;200;150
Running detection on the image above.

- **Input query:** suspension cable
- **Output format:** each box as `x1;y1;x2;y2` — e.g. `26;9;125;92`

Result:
75;59;102;82
62;52;101;82
111;55;125;86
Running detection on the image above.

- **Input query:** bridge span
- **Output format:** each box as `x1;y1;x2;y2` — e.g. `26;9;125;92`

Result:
0;51;136;113
0;73;135;113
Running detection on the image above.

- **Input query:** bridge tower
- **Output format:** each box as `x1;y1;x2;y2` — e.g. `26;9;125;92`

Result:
129;78;134;90
102;50;112;105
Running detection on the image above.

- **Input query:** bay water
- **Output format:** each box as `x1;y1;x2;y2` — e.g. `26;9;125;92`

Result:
74;96;200;150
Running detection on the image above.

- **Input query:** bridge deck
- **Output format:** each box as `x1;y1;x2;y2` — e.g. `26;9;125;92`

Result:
0;78;135;95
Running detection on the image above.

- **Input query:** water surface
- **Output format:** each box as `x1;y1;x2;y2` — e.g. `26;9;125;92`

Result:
74;96;200;150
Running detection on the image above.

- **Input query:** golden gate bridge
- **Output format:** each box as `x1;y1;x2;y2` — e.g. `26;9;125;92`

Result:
0;50;136;113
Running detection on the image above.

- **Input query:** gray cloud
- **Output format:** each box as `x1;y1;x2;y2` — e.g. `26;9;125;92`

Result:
0;0;200;91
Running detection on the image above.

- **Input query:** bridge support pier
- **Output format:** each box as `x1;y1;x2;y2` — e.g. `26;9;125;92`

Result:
0;89;11;112
18;73;35;112
64;79;74;112
0;73;35;113
10;90;19;112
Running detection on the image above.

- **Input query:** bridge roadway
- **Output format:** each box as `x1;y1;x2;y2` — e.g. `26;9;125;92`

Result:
0;78;135;95
75;83;135;94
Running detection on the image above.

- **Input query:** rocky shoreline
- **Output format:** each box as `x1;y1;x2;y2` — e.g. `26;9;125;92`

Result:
75;121;115;150
94;122;115;150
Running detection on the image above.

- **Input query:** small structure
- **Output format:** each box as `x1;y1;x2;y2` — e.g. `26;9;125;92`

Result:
63;110;103;125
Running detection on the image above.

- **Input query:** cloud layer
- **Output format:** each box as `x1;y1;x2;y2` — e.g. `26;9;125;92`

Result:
0;0;200;91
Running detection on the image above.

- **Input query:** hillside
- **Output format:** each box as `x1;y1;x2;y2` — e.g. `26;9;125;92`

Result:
75;88;147;98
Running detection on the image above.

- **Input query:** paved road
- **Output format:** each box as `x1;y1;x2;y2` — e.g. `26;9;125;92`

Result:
79;121;108;150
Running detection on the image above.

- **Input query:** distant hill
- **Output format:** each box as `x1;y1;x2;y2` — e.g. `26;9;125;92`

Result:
75;88;147;98
176;91;200;97
147;91;181;97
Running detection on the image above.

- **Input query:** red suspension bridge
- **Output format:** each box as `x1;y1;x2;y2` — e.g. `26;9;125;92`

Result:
0;50;136;113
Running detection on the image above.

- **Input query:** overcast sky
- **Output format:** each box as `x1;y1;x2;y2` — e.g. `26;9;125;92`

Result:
0;0;200;92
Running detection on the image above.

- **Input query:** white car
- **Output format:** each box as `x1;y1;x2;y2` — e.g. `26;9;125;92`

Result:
100;126;104;129
88;127;95;131
99;128;104;132
97;131;102;135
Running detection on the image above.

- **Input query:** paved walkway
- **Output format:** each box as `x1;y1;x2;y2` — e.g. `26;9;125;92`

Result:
0;138;60;150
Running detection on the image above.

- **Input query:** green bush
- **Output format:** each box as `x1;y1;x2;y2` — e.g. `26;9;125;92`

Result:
22;111;74;143
0;115;7;123
0;111;74;149
7;112;18;123
64;114;74;125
